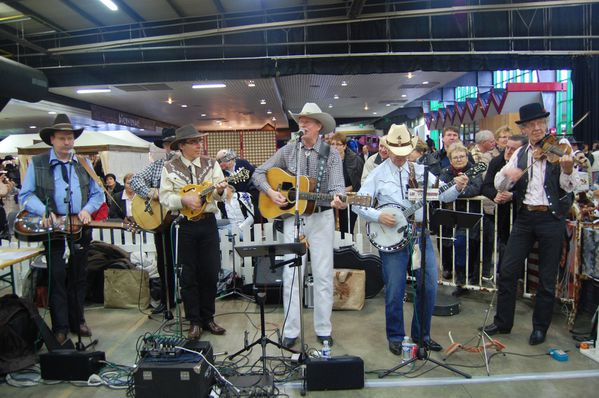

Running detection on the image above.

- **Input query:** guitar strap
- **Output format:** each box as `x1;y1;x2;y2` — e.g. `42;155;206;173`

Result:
315;142;330;194
76;155;123;212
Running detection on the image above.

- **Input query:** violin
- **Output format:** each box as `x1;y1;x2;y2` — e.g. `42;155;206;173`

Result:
532;135;585;165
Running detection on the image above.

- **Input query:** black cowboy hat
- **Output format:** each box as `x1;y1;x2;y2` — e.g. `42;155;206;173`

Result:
515;103;550;125
154;127;176;149
170;125;208;150
39;114;84;145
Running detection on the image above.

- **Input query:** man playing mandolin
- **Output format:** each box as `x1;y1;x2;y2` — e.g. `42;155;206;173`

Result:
252;103;346;349
353;124;463;355
159;125;228;340
484;102;579;346
19;114;105;345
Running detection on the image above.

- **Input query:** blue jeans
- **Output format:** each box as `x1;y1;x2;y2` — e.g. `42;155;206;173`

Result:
380;234;438;344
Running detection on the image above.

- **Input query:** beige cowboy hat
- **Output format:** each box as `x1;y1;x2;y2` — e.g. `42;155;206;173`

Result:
385;124;419;157
289;103;336;135
39;114;84;146
170;124;208;150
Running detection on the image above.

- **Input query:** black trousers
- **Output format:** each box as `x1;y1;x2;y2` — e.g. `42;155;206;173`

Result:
337;207;357;238
177;215;220;326
154;226;175;308
494;209;564;332
44;228;92;334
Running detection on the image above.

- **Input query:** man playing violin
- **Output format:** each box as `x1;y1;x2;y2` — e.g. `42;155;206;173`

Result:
159;125;228;340
484;103;580;345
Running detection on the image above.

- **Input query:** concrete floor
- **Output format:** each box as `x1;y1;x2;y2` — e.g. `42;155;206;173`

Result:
1;287;599;397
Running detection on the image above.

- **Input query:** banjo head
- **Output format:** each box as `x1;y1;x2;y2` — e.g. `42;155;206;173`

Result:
366;203;413;252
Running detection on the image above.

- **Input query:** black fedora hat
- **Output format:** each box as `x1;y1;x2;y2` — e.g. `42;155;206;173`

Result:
516;103;550;125
39;114;84;145
170;125;208;150
154;127;176;149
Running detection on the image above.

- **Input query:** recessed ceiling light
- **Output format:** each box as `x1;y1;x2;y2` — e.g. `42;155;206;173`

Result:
200;113;206;117
272;117;277;121
181;104;188;108
192;83;226;89
422;81;429;85
364;103;369;111
401;94;407;98
373;112;377;115
267;110;272;114
386;104;391;107
341;81;348;87
260;99;266;105
99;0;118;11
333;94;339;100
48;111;57;114
77;88;111;94
167;98;173;104
248;80;256;87
29;125;36;129
407;72;413;79
328;104;333;108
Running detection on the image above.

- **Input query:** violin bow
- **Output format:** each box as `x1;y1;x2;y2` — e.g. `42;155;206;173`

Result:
572;111;590;130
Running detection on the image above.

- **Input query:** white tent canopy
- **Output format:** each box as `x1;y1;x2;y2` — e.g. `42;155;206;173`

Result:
16;130;152;184
0;133;40;156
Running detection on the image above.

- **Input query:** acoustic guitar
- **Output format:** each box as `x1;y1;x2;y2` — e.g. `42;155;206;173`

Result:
14;210;138;242
180;168;250;220
131;196;170;232
258;167;372;219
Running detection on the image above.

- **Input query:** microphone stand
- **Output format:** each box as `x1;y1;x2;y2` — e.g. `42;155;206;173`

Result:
171;214;184;336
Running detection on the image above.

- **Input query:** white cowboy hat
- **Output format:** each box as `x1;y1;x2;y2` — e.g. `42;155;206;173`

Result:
385;124;419;157
289;103;336;135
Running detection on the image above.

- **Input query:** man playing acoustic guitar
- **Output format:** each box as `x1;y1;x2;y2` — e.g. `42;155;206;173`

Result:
252;103;347;349
19;114;105;345
159;125;228;340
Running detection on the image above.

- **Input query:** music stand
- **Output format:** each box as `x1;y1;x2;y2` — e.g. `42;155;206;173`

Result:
228;243;307;373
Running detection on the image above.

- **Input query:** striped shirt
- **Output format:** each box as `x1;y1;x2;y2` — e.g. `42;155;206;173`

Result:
252;138;345;207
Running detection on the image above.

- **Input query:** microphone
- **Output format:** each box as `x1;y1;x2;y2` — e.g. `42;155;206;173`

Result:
296;128;305;137
172;214;185;224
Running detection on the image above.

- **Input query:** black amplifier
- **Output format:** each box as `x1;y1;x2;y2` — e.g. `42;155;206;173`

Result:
39;350;106;381
134;340;214;398
306;355;364;391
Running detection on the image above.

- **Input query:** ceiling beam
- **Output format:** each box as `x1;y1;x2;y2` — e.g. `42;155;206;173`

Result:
0;26;49;54
113;0;146;23
61;0;105;27
3;0;67;33
165;0;185;18
212;0;226;15
348;0;366;19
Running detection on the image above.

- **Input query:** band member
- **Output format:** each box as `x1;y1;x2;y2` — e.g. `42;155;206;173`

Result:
130;128;177;315
484;103;579;345
19;114;105;344
159;125;227;340
252;103;346;348
353;124;463;355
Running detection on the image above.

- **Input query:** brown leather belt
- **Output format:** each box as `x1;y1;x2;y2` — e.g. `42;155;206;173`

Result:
525;205;549;212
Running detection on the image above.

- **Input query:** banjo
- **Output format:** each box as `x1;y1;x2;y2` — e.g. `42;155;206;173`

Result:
366;162;487;252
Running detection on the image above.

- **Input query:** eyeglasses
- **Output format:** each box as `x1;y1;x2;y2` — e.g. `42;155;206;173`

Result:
451;155;467;160
184;138;203;145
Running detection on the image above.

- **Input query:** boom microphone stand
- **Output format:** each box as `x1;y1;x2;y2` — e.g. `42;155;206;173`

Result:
379;159;470;379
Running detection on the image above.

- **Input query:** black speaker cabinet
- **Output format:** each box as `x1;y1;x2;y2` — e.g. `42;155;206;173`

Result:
306;356;364;391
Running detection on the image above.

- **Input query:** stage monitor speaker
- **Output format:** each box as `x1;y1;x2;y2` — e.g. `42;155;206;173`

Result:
253;257;283;304
134;340;214;398
39;350;106;381
305;355;364;391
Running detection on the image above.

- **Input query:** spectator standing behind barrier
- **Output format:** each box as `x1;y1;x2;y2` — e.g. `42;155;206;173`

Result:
494;125;513;155
439;143;483;297
104;173;123;205
330;133;364;237
108;173;136;220
361;136;389;185
481;135;528;273
429;126;475;177
217;186;254;240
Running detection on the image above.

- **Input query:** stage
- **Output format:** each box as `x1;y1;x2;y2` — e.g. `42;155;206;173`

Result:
1;288;598;397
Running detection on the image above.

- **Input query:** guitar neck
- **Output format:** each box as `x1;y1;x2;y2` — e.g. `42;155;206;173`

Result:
197;174;241;197
298;192;335;202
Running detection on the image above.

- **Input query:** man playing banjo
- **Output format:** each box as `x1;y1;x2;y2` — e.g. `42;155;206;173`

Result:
353;124;465;355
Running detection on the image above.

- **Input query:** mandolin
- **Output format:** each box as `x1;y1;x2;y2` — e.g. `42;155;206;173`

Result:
180;168;250;220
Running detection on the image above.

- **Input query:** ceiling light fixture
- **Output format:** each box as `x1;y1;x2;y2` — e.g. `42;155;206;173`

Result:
192;83;226;89
364;103;369;111
341;81;348;86
248;80;256;87
29;125;36;129
77;88;111;94
200;113;206;117
181;104;188;108
260;99;266;105
267;110;272;114
272;117;277;121
167;98;173;104
401;94;407;98
333;94;339;100
407;72;413;79
98;0;118;11
422;81;429;85
373;112;377;115
48;111;57;114
328;104;333;108
386;104;391;107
